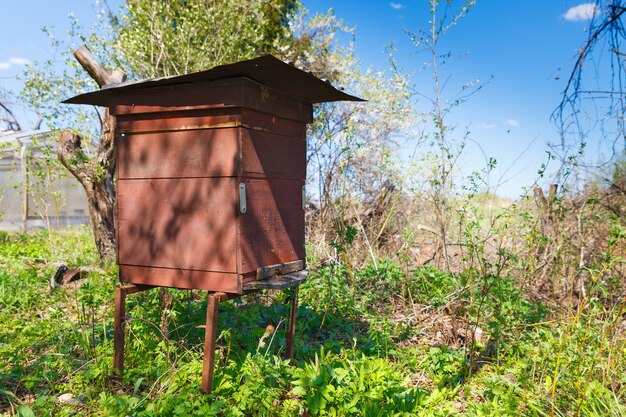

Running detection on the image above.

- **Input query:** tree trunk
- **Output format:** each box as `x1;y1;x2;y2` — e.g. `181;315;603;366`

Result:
58;45;125;259
58;130;116;258
533;184;558;235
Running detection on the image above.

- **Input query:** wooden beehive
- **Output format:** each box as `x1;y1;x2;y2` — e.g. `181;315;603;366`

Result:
64;55;362;293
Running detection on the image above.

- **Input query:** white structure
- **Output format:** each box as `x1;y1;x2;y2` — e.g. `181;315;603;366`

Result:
0;130;89;231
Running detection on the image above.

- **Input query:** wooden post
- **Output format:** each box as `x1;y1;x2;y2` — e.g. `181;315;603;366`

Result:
113;286;126;378
285;286;299;360
113;284;153;379
201;292;224;394
20;144;29;232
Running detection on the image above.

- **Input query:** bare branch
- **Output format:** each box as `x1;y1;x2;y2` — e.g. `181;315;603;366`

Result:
73;45;126;87
57;130;91;186
556;2;626;122
0;100;21;131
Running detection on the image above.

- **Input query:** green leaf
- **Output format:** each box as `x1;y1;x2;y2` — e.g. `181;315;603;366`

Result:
133;377;144;396
17;405;36;417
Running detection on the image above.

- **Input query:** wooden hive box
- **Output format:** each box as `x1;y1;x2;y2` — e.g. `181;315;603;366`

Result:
64;55;363;294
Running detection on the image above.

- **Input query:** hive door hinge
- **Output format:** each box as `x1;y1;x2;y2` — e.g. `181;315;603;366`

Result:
239;183;247;214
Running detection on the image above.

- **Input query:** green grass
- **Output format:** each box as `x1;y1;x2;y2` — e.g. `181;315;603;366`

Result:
0;229;625;416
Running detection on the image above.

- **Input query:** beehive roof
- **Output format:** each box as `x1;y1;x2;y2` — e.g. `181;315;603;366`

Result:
63;54;364;107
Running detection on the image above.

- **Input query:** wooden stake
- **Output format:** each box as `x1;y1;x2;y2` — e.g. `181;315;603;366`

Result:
113;284;154;379
285;287;299;360
113;286;126;378
201;292;224;394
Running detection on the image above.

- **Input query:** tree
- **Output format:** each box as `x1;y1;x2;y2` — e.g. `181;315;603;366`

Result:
111;0;297;78
56;46;125;257
554;1;626;173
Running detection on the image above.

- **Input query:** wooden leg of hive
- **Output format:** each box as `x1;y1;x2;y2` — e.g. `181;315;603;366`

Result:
285;286;299;361
113;284;153;380
201;292;223;394
113;286;126;379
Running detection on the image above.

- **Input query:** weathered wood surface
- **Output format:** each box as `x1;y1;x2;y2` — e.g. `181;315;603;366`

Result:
109;77;313;123
117;127;305;180
119;265;242;293
118;128;240;179
117;178;238;272
285;286;300;360
113;284;154;378
238;179;305;274
243;270;308;290
116;108;306;138
257;260;304;280
240;128;306;180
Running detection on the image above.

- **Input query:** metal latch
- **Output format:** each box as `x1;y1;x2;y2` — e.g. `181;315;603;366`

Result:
239;183;247;214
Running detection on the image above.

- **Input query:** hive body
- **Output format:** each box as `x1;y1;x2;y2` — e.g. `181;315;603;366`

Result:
113;77;310;293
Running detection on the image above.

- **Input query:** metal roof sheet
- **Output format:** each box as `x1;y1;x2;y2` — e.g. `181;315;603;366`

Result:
63;54;364;107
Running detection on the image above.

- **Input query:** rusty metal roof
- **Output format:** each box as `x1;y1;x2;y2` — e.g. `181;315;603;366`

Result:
63;54;364;106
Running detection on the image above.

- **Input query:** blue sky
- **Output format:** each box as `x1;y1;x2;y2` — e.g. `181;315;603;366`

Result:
304;1;601;196
0;1;602;197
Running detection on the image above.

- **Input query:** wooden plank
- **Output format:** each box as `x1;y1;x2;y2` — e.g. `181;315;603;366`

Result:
238;179;305;274
110;78;313;123
116;109;306;138
256;260;304;280
239;109;306;138
243;81;313;123
117;178;237;272
117;127;306;180
243;270;308;291
119;284;155;296
118;128;239;179
119;265;242;293
241;128;306;180
116;110;242;134
110;80;243;115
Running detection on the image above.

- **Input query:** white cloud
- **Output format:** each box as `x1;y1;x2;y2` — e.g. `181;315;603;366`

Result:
563;3;600;21
477;123;497;129
0;56;31;71
390;2;404;10
503;119;520;127
8;57;30;65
